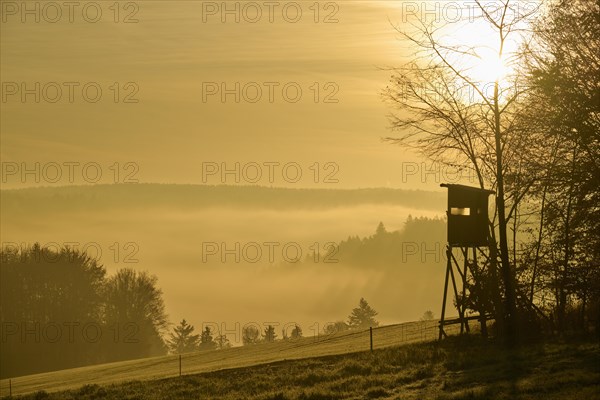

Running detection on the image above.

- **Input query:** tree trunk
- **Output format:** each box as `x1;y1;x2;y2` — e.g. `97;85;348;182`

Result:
494;79;517;344
487;225;505;336
558;145;577;333
530;184;548;302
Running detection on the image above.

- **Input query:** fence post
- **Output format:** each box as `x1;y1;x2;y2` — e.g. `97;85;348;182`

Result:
179;354;182;377
369;327;373;352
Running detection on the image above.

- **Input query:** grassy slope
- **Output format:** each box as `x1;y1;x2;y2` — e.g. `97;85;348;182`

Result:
0;321;452;397
9;336;600;400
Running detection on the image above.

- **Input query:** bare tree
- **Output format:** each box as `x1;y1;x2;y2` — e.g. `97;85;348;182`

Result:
384;0;540;340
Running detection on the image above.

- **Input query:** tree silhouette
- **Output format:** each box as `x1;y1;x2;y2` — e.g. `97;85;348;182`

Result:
242;325;260;345
0;245;170;377
103;268;168;360
348;298;379;329
167;319;199;354
290;324;303;340
522;0;600;334
420;311;435;322
215;334;231;350
199;326;216;350
0;244;106;378
375;221;387;236
324;321;349;335
263;325;277;342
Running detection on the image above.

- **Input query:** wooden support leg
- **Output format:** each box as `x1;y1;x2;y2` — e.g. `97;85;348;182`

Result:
439;246;452;340
462;247;470;334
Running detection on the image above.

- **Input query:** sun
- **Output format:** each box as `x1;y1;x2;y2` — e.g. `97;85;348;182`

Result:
469;47;510;85
440;18;518;93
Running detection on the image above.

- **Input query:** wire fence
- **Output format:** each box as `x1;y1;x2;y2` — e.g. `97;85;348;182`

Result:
280;319;466;355
1;319;474;397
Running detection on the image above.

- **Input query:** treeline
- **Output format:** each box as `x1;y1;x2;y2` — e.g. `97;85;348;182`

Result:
514;0;600;336
0;244;168;378
322;216;446;267
166;298;379;354
0;184;444;216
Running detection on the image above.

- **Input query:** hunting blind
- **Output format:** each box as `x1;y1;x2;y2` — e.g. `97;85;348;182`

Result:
444;184;494;247
438;184;495;339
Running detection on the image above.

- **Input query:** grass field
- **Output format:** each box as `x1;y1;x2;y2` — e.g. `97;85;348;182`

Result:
2;323;598;399
0;321;449;397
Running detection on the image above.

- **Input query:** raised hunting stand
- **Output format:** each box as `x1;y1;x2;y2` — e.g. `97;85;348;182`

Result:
439;184;495;340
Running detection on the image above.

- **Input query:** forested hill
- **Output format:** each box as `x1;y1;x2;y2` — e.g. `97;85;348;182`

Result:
326;217;447;268
0;184;445;213
337;216;446;267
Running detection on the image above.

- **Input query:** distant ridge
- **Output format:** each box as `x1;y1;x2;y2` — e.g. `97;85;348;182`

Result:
0;184;445;213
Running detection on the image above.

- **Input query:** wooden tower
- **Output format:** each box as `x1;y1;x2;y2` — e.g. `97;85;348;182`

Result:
439;184;495;339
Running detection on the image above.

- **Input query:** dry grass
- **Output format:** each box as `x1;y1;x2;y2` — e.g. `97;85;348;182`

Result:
3;332;599;400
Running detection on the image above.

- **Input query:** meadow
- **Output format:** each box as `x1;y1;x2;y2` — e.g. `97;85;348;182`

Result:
2;321;598;399
6;334;599;400
0;321;443;397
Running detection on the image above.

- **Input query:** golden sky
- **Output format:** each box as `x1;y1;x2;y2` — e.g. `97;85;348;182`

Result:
0;0;442;189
